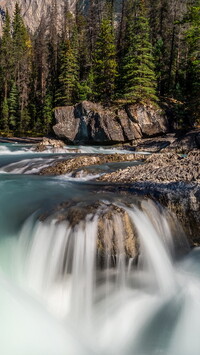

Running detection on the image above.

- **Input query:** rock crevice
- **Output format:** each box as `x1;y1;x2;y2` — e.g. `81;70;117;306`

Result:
53;101;168;144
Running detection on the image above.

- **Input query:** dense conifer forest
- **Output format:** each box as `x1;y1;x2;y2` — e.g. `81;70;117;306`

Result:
0;0;199;135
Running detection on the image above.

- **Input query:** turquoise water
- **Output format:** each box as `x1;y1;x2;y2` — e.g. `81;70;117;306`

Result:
0;141;199;355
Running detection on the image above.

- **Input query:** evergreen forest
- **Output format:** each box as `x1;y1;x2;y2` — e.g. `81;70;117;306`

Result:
0;0;199;135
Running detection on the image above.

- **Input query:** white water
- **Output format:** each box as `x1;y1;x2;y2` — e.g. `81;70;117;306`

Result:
0;157;57;174
0;198;198;355
0;141;198;354
0;142;138;155
0;145;30;155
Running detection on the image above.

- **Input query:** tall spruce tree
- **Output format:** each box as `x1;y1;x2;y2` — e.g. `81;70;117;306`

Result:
56;14;79;106
1;98;9;131
93;17;117;101
0;10;13;101
8;84;19;129
43;92;53;133
12;3;32;132
0;0;198;133
56;39;79;105
121;0;158;104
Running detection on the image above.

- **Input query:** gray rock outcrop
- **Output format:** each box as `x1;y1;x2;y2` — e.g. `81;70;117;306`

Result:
0;0;76;33
53;101;168;144
0;0;124;34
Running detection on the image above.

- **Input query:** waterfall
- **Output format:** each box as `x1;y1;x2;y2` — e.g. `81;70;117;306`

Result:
0;143;197;355
0;196;197;355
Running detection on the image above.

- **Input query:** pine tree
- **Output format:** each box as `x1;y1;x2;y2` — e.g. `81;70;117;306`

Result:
0;10;13;100
1;98;9;131
12;3;32;132
121;0;158;104
8;84;19;129
43;92;53;133
12;3;30;66
56;39;79;105
20;108;31;133
93;18;117;101
75;12;92;101
56;15;79;106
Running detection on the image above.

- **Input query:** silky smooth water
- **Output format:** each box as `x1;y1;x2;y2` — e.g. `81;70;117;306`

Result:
0;142;199;355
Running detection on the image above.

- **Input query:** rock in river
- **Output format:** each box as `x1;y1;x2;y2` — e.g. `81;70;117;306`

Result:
53;101;168;144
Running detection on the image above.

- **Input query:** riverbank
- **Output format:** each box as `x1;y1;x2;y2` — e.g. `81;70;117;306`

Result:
98;150;200;184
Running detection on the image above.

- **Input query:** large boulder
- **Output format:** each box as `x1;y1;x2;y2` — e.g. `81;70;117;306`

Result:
40;200;139;267
53;101;168;144
39;197;189;267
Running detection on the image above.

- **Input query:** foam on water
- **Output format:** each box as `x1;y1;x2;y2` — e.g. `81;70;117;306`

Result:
0;141;198;354
0;198;198;355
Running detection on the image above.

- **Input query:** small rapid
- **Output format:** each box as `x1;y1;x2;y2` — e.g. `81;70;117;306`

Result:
0;141;198;355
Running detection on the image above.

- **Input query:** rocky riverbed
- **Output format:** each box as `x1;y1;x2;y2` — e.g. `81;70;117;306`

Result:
98;150;200;184
35;133;200;247
96;149;200;246
39;153;145;176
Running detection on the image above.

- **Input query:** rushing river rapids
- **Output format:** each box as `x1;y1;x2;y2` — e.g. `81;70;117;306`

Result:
0;141;199;355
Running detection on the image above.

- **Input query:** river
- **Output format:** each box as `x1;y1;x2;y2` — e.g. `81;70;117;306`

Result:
0;141;199;355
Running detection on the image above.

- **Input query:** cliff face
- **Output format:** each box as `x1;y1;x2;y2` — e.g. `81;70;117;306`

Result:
0;0;123;33
0;0;79;33
53;101;168;145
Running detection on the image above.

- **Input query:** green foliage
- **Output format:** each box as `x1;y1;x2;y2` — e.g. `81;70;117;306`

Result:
121;0;158;104
0;10;13;98
0;0;199;133
12;3;31;67
1;98;9;131
43;93;53;133
8;84;19;129
93;18;118;102
56;37;79;106
19;107;31;133
77;81;92;101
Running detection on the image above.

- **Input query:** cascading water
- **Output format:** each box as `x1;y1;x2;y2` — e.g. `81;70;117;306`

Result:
0;141;199;355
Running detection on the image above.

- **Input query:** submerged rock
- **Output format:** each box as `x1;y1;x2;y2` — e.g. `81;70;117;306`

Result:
53;101;168;144
41;200;139;264
39;153;145;176
40;198;189;265
35;138;65;152
130;182;200;247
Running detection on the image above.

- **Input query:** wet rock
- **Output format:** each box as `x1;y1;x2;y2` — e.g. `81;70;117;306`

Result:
35;137;65;152
123;129;200;154
39;153;145;176
53;101;168;144
99;150;200;184
40;196;190;264
132;134;177;153
95;147;200;246
126;182;200;247
41;200;139;263
162;129;200;153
